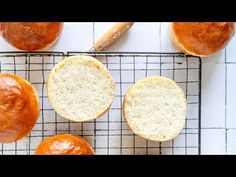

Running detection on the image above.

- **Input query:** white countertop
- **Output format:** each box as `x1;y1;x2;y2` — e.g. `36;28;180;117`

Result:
0;22;235;154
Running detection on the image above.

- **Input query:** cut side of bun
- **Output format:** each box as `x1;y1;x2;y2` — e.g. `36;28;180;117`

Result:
123;76;187;142
47;56;115;122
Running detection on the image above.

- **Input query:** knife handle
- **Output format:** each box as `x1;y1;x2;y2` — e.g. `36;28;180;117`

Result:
92;22;134;51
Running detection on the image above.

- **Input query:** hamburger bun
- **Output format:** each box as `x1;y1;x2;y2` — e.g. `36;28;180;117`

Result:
0;73;40;143
123;76;187;142
171;22;235;57
47;55;115;122
0;22;63;51
35;134;94;155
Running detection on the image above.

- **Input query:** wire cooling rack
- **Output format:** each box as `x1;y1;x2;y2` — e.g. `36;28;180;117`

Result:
0;52;201;155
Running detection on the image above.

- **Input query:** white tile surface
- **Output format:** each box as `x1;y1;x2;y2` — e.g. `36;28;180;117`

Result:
202;63;225;128
0;37;15;51
202;49;226;63
226;64;236;128
226;129;236;154
226;35;236;63
201;129;226;154
160;22;179;52
55;22;93;51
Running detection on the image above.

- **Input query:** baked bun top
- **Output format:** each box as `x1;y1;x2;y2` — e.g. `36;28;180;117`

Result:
35;134;94;155
0;22;63;51
0;73;40;143
172;22;235;57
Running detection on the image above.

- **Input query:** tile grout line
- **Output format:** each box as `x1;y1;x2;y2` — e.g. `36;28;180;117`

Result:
172;55;175;155
159;23;162;155
145;55;149;154
0;61;3;154
225;48;227;154
199;58;202;155
93;22;95;45
25;56;28;154
93;22;96;152
119;56;123;154
105;55;110;155
53;56;58;135
159;23;162;52
185;57;189;155
28;56;32;154
13;56;17;155
133;55;136;155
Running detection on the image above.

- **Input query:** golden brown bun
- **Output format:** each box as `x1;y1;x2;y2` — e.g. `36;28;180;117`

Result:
171;22;235;57
0;22;63;51
35;134;94;155
0;73;40;143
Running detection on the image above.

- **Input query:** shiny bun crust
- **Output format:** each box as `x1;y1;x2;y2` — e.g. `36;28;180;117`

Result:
0;73;40;143
35;134;94;155
0;22;63;51
171;22;235;57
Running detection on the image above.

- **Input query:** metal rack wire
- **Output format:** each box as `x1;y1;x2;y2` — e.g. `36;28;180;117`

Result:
0;52;201;155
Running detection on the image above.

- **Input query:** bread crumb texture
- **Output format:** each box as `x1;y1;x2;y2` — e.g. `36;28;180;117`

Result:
47;56;115;122
124;76;187;141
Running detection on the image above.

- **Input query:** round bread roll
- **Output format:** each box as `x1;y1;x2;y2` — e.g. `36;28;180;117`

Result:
0;22;63;51
123;76;187;142
35;134;94;155
0;73;40;143
171;22;235;57
47;56;115;122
